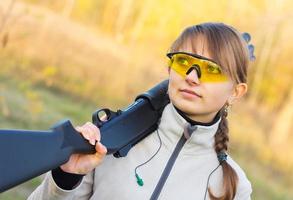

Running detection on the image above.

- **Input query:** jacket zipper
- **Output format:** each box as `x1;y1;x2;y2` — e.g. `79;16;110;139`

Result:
150;124;197;200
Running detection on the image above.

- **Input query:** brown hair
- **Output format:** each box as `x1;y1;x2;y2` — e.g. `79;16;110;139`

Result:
169;22;250;200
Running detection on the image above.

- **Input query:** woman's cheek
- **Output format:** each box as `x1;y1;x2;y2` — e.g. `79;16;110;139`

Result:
204;85;229;108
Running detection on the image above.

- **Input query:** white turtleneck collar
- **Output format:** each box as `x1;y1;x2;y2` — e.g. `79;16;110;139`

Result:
158;103;221;155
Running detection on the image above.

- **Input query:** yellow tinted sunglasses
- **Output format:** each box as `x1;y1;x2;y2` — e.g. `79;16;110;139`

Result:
167;52;228;83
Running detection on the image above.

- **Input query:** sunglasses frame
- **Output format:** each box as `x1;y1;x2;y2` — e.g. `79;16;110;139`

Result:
166;51;221;67
166;51;229;82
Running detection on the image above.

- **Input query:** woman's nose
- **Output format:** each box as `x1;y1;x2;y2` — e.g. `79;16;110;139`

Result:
185;68;200;85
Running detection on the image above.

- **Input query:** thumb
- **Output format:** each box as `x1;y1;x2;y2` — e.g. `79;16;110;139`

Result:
95;142;107;155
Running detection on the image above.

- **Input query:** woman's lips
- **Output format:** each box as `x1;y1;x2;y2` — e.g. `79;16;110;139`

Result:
180;89;202;98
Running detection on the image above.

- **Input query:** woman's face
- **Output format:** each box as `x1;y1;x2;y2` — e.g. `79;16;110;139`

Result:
168;40;235;123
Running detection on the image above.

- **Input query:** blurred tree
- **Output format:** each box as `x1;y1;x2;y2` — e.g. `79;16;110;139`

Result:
114;0;134;42
248;21;280;107
269;88;293;148
0;0;15;48
129;0;154;43
62;0;76;18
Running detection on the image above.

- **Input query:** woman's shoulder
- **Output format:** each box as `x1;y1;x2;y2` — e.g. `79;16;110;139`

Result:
227;155;253;199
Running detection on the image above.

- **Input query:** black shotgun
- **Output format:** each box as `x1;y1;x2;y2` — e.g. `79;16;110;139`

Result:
0;80;169;192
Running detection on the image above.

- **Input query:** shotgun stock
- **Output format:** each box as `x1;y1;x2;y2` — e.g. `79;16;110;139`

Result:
0;80;169;192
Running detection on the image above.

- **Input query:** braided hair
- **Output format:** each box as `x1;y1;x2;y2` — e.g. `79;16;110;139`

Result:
208;105;238;200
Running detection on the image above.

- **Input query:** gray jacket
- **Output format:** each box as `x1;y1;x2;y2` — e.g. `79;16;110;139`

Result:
28;103;252;200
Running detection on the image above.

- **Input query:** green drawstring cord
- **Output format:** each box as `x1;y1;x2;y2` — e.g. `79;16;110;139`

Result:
135;173;144;186
134;129;162;187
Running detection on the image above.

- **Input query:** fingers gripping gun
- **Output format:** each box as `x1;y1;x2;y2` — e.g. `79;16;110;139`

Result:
0;80;169;192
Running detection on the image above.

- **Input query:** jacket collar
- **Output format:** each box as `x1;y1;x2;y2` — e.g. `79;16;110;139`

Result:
158;103;221;155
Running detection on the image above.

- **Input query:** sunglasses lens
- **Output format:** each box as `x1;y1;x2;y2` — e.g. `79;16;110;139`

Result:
169;55;191;77
201;61;228;82
168;53;228;82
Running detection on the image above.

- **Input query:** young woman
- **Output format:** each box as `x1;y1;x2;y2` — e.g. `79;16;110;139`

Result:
28;22;253;200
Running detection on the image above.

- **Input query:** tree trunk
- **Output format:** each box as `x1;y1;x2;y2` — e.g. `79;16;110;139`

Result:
62;0;76;18
0;0;15;33
269;88;293;147
130;0;153;42
115;0;134;42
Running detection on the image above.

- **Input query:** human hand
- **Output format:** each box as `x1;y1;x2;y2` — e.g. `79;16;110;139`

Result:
60;122;107;174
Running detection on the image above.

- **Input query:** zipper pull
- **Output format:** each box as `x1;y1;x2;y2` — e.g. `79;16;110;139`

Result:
183;123;197;139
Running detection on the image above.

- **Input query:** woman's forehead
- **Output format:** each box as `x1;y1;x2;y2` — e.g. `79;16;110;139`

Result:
177;36;213;61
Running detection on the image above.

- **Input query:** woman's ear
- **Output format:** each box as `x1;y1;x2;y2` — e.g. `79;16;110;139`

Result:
228;83;248;105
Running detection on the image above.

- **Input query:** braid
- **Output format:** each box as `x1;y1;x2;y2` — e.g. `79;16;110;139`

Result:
208;106;239;200
214;108;229;154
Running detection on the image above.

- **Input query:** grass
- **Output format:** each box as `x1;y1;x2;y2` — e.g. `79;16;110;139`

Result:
0;75;99;129
0;177;42;200
235;150;293;200
0;75;101;199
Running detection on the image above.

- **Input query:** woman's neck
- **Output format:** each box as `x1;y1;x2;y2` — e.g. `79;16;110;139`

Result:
174;106;221;126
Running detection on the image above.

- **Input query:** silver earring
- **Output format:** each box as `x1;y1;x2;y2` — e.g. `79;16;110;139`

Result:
224;102;231;115
224;105;228;114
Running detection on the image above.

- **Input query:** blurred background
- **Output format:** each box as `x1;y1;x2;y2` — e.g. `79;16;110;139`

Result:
0;0;292;199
